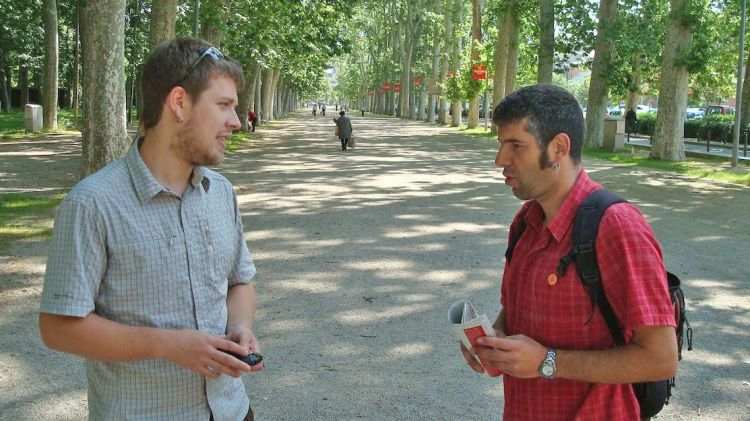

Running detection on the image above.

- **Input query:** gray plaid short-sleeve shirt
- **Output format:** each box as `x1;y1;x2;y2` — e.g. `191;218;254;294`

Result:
40;140;256;420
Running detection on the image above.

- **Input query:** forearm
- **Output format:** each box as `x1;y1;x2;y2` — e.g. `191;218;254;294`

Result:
556;327;677;383
226;283;256;332
39;312;170;362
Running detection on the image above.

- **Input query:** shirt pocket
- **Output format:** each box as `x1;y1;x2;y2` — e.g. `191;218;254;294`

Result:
200;216;235;283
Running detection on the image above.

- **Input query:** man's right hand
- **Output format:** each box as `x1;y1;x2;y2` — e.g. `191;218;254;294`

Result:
162;329;255;379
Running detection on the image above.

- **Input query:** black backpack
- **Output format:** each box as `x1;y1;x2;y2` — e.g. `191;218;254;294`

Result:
505;189;693;418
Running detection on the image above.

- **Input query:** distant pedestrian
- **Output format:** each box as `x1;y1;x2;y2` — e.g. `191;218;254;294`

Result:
321;103;326;116
625;108;637;140
248;110;257;132
312;103;318;116
335;110;353;151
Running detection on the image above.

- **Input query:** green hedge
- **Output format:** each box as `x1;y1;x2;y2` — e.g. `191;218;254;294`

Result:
635;113;744;143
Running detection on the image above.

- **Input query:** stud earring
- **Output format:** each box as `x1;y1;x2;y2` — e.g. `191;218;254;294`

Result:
552;162;560;170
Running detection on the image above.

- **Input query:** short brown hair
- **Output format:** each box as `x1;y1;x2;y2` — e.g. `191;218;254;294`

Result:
140;37;244;130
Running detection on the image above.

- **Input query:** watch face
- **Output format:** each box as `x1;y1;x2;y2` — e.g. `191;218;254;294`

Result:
542;365;554;377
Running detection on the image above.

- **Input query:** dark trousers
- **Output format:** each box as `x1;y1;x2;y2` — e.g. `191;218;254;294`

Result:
210;405;253;421
340;138;349;150
250;118;257;132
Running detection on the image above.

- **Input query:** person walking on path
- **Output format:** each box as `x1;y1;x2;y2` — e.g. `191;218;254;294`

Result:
38;37;263;421
321;103;327;116
335;110;353;151
461;84;677;420
312;103;318;116
248;109;258;132
625;108;637;141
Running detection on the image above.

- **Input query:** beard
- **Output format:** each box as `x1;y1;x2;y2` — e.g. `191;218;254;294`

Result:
172;117;224;166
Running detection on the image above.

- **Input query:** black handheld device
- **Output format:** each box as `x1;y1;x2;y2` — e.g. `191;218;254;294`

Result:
222;350;263;366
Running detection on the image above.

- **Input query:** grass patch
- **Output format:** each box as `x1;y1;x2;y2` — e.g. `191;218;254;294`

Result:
460;126;496;138
453;124;750;186
0;193;64;249
584;147;750;186
227;130;253;152
1;108;83;140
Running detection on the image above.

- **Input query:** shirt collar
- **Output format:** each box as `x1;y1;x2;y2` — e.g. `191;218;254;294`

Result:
547;170;602;242
523;170;602;243
125;138;211;204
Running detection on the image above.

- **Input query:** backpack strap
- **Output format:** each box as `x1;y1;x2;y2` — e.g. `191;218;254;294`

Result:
505;190;629;345
562;189;628;344
504;212;528;263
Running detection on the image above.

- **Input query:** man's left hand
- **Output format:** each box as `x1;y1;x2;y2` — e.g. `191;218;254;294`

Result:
225;326;264;371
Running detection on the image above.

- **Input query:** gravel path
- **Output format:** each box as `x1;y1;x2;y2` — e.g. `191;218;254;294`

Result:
0;111;748;420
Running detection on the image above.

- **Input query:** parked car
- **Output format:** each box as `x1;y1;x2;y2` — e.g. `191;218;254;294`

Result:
705;105;736;116
635;104;650;113
686;107;704;119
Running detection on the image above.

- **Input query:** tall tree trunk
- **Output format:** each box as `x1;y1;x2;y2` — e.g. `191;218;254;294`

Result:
418;89;427;120
450;0;464;127
80;0;127;178
505;7;520;95
438;0;453;124
270;68;281;120
584;0;618;148
149;0;178;50
254;73;261;124
261;67;274;123
42;0;59;129
73;0;80;127
0;51;10;112
126;75;133;123
239;60;259;130
625;54;642;111
201;0;229;46
537;0;554;83
740;46;750;131
651;0;691;161
492;0;512;133
467;0;482;129
427;0;442;123
20;65;29;107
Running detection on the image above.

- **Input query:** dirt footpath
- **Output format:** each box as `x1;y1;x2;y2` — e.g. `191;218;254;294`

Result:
1;112;748;420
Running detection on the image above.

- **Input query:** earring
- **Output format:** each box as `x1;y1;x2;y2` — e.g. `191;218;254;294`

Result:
552;162;560;170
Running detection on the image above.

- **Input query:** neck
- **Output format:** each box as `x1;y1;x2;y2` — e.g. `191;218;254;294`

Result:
140;125;194;196
538;166;583;226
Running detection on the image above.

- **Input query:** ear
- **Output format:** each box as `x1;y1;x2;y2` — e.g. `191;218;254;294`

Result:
165;86;190;123
548;132;571;162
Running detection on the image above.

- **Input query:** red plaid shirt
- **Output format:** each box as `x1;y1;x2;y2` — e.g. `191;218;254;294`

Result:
500;171;676;420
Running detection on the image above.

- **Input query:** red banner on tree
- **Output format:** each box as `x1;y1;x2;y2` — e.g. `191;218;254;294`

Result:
415;77;421;86
394;83;400;93
473;64;487;80
383;82;391;91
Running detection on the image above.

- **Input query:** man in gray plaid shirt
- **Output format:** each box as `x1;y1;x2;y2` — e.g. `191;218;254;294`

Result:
39;38;262;420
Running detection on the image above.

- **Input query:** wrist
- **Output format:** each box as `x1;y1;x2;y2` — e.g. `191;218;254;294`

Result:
538;348;557;379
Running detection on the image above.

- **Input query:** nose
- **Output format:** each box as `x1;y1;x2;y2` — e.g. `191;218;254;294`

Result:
228;108;241;130
495;143;509;168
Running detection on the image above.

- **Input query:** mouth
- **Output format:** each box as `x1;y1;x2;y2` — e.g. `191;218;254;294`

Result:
503;172;514;185
217;135;231;147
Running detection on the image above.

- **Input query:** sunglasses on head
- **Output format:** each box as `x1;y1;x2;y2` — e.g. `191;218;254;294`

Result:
175;46;225;87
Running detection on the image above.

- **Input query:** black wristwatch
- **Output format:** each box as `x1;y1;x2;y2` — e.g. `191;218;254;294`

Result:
538;348;557;379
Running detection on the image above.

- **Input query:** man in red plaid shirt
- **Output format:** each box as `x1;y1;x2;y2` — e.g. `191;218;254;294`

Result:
461;84;677;420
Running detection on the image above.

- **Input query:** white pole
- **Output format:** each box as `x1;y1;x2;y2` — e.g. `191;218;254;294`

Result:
733;0;746;168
